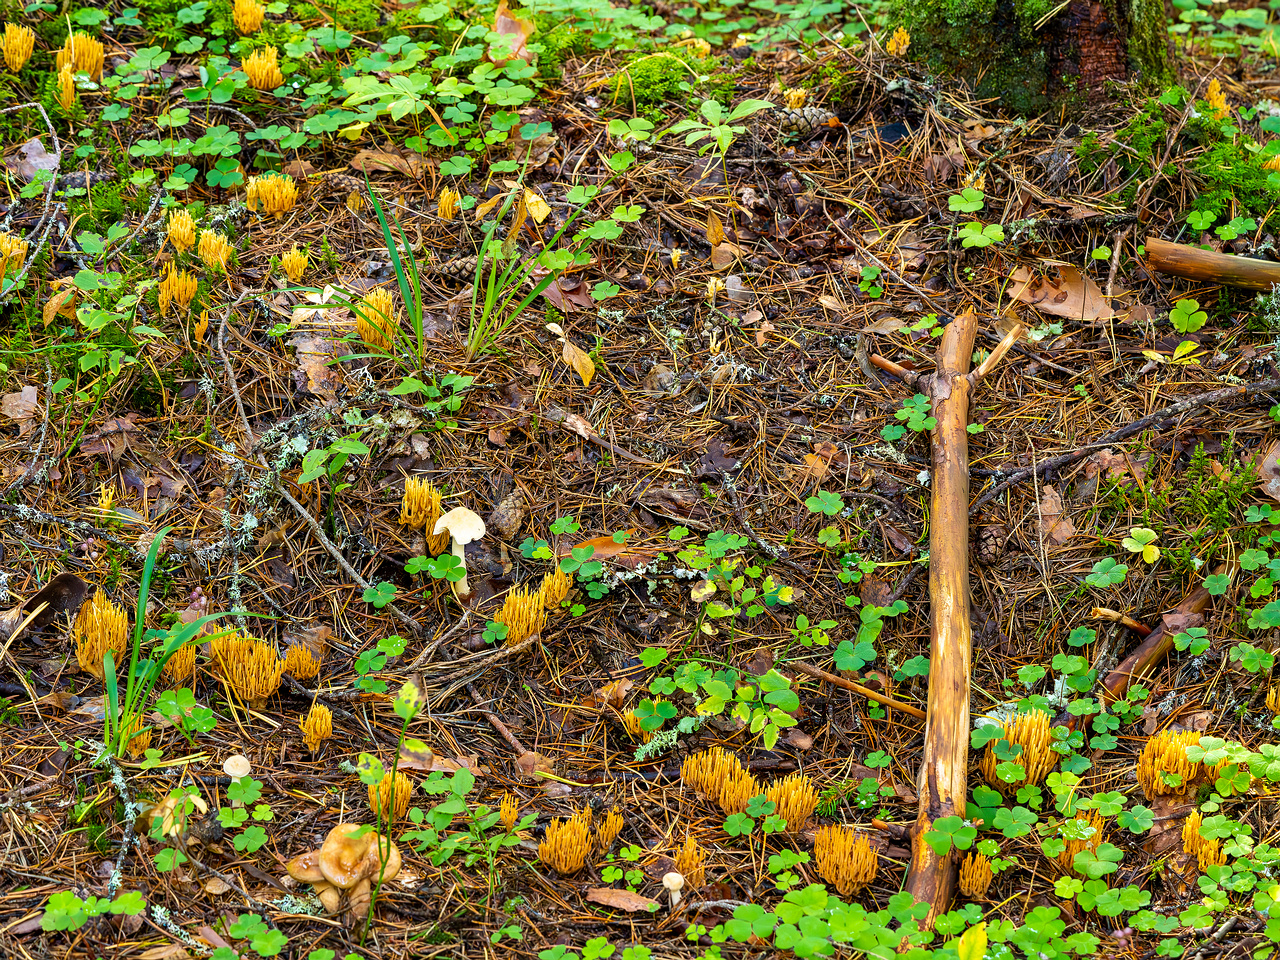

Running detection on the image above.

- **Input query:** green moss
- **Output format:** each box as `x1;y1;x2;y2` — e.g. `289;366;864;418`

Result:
608;49;733;120
534;22;593;81
293;0;381;34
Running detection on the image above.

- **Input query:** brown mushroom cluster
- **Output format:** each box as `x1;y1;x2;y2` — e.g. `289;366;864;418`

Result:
285;825;401;929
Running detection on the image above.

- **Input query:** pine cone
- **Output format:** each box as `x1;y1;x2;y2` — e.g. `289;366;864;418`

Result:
776;106;839;135
489;491;526;540
976;525;1007;566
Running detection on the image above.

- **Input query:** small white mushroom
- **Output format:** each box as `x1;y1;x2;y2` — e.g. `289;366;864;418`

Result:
432;507;486;598
663;871;685;910
223;754;251;807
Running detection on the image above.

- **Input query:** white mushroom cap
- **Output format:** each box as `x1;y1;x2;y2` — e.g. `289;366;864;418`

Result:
663;871;685;908
432;506;486;545
432;507;486;597
223;755;251;778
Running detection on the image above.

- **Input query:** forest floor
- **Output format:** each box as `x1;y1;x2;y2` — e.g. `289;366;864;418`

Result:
4;2;1280;960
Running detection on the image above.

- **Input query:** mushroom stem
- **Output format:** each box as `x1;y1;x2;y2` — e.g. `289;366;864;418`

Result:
451;538;470;598
663;871;685;910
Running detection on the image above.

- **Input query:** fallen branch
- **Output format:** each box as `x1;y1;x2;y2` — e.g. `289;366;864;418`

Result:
970;377;1280;514
1145;237;1280;291
904;309;980;925
788;660;926;720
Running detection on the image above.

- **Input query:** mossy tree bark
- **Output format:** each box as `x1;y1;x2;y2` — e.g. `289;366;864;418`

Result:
896;0;1172;115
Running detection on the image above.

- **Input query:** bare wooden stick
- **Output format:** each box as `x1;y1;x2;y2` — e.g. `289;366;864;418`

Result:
1145;237;1280;291
788;660;927;720
904;309;979;925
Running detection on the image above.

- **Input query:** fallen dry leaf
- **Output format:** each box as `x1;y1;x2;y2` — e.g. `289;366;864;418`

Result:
583;678;633;711
557;531;639;561
7;138;58;182
491;0;534;65
1257;439;1280;503
706;210;726;247
43;288;76;326
546;322;595;386
755;320;775;346
524;188;551;224
516;751;554;777
1;386;38;436
1037;485;1076;545
1007;265;1115;321
542;278;596;313
586;888;659;913
288;332;346;399
710;241;741;271
1084;448;1147;487
349;147;426;179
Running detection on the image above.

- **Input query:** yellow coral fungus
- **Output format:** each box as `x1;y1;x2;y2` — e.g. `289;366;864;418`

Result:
979;708;1055;794
717;765;759;816
283;642;321;680
595;807;624;852
75;592;129;681
499;792;519;832
1136;729;1202;799
57;64;75;111
814;825;877;895
538;813;592;874
233;0;265;34
243;45;283;90
538;564;572;611
958;852;994;899
400;477;446;551
245;172;297;218
1205;78;1228;121
3;23;35;73
764;773;818;833
368;770;413;822
0;230;30;278
158;263;198;315
300;702;332;752
437;187;460;221
886;26;911;57
197;230;232;273
210;632;285;707
122;715;152;759
674;836;706;889
280;245;307;283
356;287;397;352
1182;810;1225;872
167;210;196;253
1057;810;1106;875
56;33;103;80
783;87;806;109
163;642;197;683
495;587;547;646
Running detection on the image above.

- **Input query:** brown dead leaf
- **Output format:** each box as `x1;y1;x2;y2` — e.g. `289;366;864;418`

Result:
1037;485;1076;545
516;751;554;778
350;148;426;179
583;678;633;711
705;210;726;247
710;241;741;271
784;728;814;750
586;888;659;913
1007;265;1115;321
562;340;595;386
491;0;534;65
542;279;595;313
287;332;346;399
557;531;639;560
1084;448;1147;487
782;453;830;483
755;320;775;346
862;316;908;334
818;294;848;313
7;138;58;182
1257;439;1280;502
43;288;77;326
1;386;38;436
80;415;139;461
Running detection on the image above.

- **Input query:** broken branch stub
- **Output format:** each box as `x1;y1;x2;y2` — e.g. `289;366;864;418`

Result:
905;310;979;925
